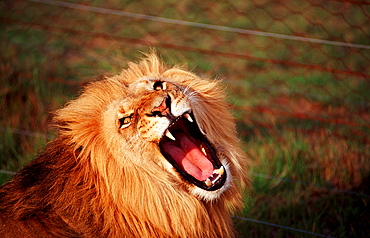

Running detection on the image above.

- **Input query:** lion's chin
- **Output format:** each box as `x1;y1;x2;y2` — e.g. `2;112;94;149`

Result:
189;161;231;201
159;112;229;198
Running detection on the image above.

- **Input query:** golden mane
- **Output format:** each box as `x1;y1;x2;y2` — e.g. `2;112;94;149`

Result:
0;54;248;238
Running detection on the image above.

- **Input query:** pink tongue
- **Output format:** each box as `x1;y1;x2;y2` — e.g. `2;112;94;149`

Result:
162;132;214;181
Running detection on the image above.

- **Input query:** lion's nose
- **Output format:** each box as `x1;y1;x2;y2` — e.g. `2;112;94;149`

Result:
151;96;171;117
153;81;167;91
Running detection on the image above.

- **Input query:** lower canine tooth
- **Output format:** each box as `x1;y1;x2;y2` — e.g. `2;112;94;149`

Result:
165;129;176;141
205;178;212;187
214;166;224;175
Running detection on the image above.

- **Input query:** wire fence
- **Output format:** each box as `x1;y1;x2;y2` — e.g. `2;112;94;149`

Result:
1;0;369;237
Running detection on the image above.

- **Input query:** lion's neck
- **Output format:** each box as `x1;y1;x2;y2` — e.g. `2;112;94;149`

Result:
0;138;235;237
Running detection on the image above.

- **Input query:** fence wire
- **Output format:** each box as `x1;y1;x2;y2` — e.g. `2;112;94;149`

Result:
1;0;369;237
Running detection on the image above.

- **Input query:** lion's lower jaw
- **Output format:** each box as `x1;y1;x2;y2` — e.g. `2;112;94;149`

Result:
190;161;231;202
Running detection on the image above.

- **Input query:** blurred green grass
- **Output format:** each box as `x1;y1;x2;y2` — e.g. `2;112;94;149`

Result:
1;0;369;237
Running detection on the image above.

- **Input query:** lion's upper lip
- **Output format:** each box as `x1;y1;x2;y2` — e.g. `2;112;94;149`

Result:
151;96;171;117
158;112;227;191
149;96;177;121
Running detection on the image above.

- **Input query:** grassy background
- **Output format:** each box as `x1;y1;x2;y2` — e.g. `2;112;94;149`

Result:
1;0;369;237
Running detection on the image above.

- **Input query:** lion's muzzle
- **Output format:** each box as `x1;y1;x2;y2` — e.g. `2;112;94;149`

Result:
158;110;227;192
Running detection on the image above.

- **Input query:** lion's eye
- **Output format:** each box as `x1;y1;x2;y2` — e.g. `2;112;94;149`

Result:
119;116;132;129
153;81;167;91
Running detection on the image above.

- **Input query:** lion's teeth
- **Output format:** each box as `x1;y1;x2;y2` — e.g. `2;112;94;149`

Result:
199;127;206;135
162;82;167;90
205;178;212;187
201;146;207;156
165;129;176;141
214;166;224;175
183;113;193;122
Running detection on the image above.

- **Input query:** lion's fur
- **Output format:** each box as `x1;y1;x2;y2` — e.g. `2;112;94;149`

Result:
0;54;248;238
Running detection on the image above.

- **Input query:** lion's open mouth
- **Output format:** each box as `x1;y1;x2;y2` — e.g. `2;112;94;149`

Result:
159;113;227;191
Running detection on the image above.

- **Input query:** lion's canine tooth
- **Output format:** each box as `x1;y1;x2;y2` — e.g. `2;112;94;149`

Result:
183;113;193;123
162;82;167;90
165;129;176;141
214;166;224;176
205;178;212;187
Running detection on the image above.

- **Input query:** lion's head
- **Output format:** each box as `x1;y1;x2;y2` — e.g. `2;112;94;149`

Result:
104;76;233;201
46;53;248;237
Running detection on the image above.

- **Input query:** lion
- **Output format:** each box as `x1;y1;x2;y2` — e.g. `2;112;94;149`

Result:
0;53;248;238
